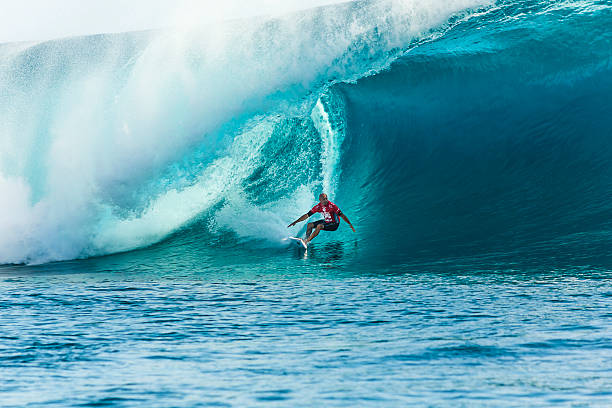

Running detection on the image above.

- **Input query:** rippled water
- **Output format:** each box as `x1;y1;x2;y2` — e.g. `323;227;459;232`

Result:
1;256;610;407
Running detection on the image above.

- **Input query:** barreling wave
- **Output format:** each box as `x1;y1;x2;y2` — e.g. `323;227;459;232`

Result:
336;0;612;265
1;0;611;266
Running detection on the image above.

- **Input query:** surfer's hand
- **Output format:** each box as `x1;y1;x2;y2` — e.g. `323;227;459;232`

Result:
288;222;295;228
350;225;356;232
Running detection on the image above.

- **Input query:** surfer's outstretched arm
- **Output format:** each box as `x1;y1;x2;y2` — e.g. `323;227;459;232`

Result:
288;213;309;228
339;213;356;232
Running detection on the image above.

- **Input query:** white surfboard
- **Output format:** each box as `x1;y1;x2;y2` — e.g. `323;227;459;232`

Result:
288;236;308;249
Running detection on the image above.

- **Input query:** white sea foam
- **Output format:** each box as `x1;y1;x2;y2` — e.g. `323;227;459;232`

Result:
311;90;347;198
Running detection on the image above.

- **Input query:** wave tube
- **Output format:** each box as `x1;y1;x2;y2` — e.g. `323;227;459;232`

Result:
334;0;612;265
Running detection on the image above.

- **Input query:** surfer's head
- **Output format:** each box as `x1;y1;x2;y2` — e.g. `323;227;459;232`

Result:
319;193;329;205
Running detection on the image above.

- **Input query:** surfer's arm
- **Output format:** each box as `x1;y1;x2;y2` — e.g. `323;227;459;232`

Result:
288;213;310;227
339;213;356;232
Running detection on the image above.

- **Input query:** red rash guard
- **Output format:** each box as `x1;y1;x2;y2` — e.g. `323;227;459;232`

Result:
309;201;342;223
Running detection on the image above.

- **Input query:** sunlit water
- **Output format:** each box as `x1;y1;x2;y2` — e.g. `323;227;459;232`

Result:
1;248;610;407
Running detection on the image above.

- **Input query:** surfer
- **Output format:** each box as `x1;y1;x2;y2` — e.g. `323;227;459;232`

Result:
288;193;356;246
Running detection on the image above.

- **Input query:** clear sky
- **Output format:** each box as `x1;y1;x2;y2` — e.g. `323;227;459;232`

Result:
0;0;347;43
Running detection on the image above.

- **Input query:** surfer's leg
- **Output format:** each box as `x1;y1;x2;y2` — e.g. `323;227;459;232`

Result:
306;224;324;243
306;222;314;238
307;220;325;239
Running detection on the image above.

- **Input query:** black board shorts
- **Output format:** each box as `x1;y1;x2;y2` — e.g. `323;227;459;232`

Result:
312;219;339;231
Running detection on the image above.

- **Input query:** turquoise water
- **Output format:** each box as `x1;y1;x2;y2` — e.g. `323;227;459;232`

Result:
2;0;612;405
1;259;611;407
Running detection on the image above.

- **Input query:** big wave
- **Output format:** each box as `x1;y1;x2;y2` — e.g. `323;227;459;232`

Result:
2;0;611;266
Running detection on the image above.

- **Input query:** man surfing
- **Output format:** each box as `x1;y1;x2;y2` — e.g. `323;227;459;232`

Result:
287;193;356;247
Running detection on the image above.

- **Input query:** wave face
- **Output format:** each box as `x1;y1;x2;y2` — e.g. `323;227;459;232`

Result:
337;0;612;265
1;0;611;266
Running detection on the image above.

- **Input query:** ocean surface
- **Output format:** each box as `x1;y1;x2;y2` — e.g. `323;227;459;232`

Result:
1;0;611;406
